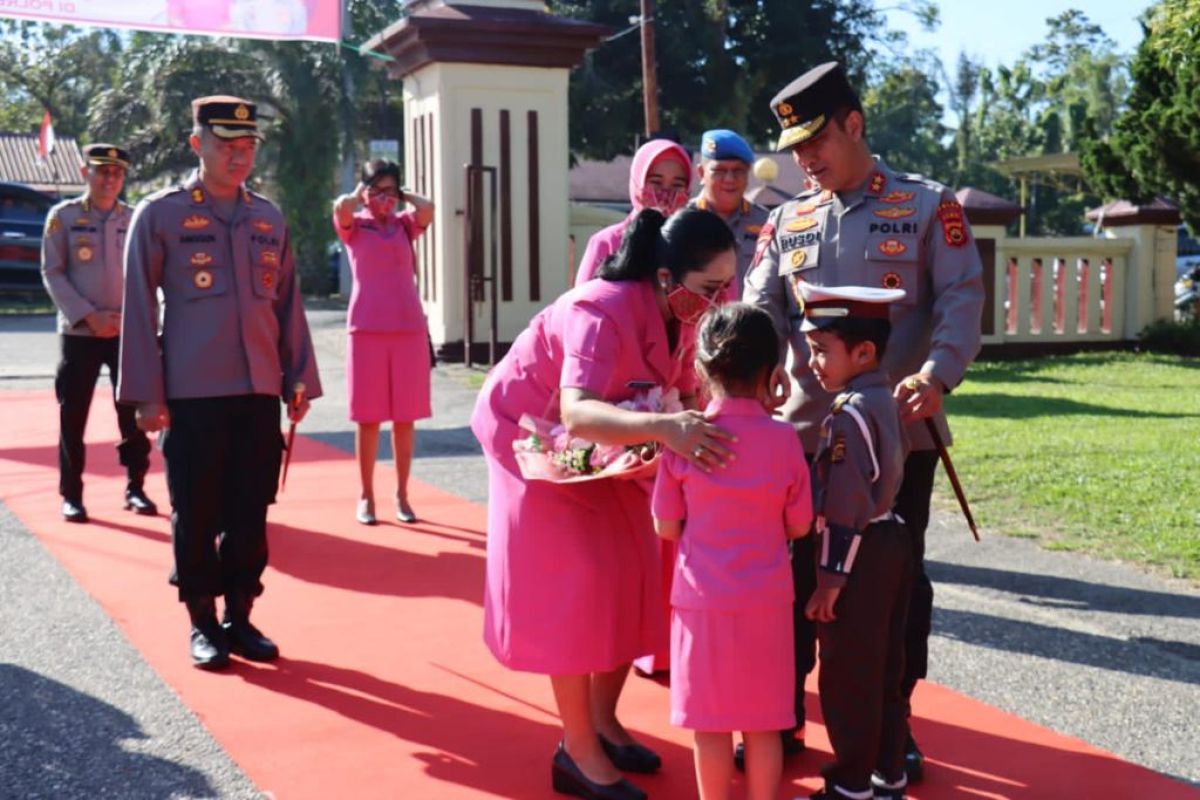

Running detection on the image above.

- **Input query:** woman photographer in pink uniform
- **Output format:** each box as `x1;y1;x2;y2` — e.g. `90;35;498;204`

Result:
471;208;735;800
333;160;434;526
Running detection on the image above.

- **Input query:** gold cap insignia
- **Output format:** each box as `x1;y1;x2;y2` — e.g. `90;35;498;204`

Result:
235;104;250;120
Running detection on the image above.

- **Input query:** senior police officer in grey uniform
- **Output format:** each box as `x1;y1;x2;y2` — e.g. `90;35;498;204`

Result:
689;129;770;296
118;96;322;671
41;144;156;523
743;62;984;782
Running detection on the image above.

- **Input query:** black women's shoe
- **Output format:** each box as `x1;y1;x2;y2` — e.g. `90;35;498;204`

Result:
551;742;647;800
735;728;805;771
599;734;661;774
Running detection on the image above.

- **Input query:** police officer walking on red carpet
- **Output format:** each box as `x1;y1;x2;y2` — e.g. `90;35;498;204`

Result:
118;96;322;671
41;143;157;524
743;63;985;788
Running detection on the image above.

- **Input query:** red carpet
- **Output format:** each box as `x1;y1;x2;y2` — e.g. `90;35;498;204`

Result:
0;388;1194;799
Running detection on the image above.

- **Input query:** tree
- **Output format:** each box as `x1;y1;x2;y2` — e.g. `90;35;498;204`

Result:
86;1;405;292
1082;0;1200;230
861;58;952;179
0;21;123;138
550;0;892;158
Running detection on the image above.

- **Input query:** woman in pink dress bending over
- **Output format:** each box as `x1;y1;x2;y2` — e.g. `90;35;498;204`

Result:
653;304;812;800
332;160;434;525
574;139;693;286
471;208;737;800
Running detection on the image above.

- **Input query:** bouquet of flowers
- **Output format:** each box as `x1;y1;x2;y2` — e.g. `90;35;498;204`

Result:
513;386;683;483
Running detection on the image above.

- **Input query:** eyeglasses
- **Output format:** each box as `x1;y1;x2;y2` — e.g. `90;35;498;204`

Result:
709;167;748;181
366;186;401;198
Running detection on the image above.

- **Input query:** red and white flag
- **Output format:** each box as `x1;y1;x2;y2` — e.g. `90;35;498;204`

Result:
37;111;56;164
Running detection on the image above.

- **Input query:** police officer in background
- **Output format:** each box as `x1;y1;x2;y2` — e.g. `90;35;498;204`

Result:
41;144;156;523
118;96;322;671
743;62;984;784
689;129;770;296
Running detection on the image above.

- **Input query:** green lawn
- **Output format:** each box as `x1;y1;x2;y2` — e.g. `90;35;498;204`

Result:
941;352;1200;581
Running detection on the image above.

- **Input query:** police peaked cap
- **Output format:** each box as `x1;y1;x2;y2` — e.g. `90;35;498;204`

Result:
82;143;130;169
770;62;862;151
192;95;264;140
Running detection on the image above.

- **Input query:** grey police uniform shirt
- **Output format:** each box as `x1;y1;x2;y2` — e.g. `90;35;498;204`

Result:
810;368;906;587
117;172;322;406
41;196;130;335
743;157;984;453
689;196;770;293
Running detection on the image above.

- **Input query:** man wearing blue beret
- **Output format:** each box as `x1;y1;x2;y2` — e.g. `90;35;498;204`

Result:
688;129;770;296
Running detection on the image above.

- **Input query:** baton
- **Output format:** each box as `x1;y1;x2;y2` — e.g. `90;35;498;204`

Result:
925;417;980;542
280;382;305;491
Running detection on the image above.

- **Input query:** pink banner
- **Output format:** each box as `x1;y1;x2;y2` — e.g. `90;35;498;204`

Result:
0;0;341;42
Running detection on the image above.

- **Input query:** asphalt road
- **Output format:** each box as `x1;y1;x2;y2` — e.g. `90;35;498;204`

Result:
1;310;1197;797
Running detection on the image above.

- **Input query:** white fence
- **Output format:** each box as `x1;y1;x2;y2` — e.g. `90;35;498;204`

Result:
988;237;1133;344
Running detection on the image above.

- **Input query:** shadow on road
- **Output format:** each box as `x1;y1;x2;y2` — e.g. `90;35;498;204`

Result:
929;560;1200;620
0;663;217;799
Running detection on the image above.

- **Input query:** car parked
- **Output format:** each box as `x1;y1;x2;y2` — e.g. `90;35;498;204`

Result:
0;182;55;296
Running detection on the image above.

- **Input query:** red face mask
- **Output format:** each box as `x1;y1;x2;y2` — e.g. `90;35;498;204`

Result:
368;194;399;217
640;186;689;216
666;283;718;326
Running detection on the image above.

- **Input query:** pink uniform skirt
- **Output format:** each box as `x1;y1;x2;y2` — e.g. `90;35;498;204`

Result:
347;331;432;423
670;604;796;732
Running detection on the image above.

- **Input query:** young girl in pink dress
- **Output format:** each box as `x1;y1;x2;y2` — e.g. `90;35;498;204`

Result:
471;208;739;800
653;303;813;800
333;160;434;525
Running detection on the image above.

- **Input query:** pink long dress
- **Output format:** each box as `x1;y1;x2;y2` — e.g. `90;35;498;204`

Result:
470;278;697;674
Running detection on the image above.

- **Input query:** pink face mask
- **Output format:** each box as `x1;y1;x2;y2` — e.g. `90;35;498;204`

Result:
640;186;690;216
368;194;399;217
666;283;719;326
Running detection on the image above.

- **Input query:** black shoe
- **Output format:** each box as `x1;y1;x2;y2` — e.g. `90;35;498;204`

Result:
809;782;870;800
185;597;230;670
61;498;88;523
735;728;804;771
598;734;661;774
551;742;646;800
903;734;924;785
123;486;158;516
223;592;279;662
871;772;908;799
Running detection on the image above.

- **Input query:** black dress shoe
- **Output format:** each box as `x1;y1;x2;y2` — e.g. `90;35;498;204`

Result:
551;743;646;800
599;734;661;774
123;486;158;516
223;619;280;662
223;591;279;662
190;624;231;670
903;734;924;785
61;499;88;523
735;728;804;771
185;597;230;670
871;772;908;799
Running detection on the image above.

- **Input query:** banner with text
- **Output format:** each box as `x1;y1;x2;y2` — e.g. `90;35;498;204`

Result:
0;0;341;42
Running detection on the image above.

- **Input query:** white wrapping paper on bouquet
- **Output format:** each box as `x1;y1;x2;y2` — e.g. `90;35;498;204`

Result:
512;387;682;483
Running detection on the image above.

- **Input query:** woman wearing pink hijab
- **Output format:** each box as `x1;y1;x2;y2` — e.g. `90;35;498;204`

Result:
574;139;692;285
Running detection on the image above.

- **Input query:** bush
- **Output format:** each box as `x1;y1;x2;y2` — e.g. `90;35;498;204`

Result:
1138;317;1200;356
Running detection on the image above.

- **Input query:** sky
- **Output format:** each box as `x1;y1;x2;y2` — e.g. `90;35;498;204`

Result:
881;1;1152;72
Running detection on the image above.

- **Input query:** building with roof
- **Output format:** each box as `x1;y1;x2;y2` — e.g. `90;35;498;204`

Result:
0;132;86;196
